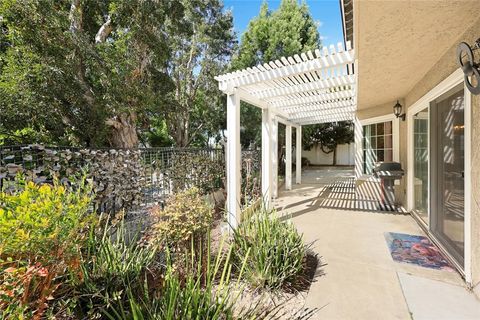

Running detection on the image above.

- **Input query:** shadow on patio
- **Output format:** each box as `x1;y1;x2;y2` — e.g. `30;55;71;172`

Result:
273;166;477;320
275;166;406;220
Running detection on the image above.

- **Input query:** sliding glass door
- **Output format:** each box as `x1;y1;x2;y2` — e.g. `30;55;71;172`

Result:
430;84;465;267
412;108;429;225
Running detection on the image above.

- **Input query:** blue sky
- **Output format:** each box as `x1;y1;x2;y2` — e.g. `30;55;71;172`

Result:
223;0;344;47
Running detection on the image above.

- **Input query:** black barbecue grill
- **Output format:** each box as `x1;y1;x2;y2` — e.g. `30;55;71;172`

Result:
372;162;404;207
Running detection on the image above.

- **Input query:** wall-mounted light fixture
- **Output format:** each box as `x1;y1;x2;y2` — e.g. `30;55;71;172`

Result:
457;39;480;95
393;100;405;121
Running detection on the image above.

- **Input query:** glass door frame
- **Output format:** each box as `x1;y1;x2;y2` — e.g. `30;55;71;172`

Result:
411;107;430;228
406;69;472;283
429;84;465;267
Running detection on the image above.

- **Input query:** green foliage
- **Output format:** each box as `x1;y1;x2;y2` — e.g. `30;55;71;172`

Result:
142;119;174;147
302;121;354;165
232;0;320;70
125;241;240;320
0;178;93;262
0;0;235;148
73;216;158;319
162;0;236;147
232;207;306;290
231;0;321;147
0;127;54;146
0;0;185;147
0;177;94;319
153;187;213;247
105;238;275;320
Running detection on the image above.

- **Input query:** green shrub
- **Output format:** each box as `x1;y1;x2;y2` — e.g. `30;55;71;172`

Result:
106;238;274;320
73;217;158;319
0;177;94;319
232;208;306;291
141;240;239;320
153;187;213;248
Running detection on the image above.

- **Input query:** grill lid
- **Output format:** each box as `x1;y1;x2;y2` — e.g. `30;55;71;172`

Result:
372;162;404;178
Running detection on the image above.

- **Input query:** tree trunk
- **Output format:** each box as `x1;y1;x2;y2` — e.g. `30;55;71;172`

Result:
173;118;186;147
333;146;337;166
105;112;139;148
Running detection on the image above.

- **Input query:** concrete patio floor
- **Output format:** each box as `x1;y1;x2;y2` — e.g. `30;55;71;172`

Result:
274;167;480;320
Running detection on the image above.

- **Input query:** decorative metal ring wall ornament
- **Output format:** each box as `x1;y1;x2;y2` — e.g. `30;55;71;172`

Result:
457;39;480;95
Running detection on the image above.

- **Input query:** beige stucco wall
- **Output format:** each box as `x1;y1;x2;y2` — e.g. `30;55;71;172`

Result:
356;101;396;120
355;16;480;291
402;17;480;292
354;0;479;109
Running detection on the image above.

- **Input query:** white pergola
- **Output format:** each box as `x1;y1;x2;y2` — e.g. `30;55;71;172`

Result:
215;41;356;228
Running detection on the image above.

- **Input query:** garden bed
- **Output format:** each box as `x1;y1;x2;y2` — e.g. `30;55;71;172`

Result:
1;177;320;319
209;206;321;319
231;251;320;319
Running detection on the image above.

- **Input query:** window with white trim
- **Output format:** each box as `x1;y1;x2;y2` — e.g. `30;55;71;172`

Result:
362;121;393;174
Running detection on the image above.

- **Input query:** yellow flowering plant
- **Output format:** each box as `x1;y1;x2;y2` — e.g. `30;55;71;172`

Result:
0;177;95;319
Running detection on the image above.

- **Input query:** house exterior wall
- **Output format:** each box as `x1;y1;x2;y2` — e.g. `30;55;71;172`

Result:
353;15;480;292
353;0;479;109
302;143;354;166
402;17;480;293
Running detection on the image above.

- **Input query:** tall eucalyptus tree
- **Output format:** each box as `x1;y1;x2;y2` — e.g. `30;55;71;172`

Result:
0;0;185;147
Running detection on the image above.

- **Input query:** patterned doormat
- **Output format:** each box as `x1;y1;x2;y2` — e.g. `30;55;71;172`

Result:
384;232;454;271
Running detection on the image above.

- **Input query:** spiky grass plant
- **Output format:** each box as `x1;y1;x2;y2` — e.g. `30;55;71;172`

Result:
74;217;158;318
104;237;271;320
232;208;306;291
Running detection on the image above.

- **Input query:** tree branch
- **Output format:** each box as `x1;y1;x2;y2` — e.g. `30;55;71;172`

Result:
69;0;82;32
320;144;334;154
185;123;204;147
95;15;112;43
68;0;95;106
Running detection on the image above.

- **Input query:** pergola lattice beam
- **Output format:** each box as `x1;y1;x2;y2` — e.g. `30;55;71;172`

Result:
244;73;355;100
296;115;354;125
216;41;355;125
216;42;354;93
270;90;355;108
281;100;355;115
284;107;355;122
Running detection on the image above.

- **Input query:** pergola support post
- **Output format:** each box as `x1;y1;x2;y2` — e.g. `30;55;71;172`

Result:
286;125;292;190
296;126;302;184
353;116;363;178
226;92;240;229
262;108;273;208
272;118;278;198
